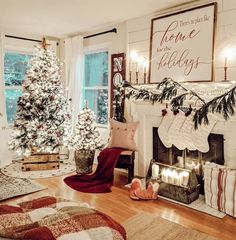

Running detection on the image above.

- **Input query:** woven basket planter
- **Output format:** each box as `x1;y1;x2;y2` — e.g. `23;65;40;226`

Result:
74;150;95;174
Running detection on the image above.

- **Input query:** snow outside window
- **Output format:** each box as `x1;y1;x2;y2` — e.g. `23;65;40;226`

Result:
82;50;109;126
4;51;31;124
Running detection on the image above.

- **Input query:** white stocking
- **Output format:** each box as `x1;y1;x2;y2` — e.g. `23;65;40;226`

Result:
191;113;217;153
158;109;174;148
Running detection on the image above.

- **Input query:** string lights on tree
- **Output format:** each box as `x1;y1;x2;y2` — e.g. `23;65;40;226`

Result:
8;38;71;156
70;102;103;152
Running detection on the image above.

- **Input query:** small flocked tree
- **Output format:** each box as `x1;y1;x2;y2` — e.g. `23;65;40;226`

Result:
71;103;103;153
9;39;71;156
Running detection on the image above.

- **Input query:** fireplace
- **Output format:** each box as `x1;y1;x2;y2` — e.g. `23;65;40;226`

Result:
153;127;225;166
152;127;224;193
128;99;236;178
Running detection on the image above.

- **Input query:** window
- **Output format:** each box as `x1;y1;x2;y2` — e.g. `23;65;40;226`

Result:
4;51;31;123
82;50;109;125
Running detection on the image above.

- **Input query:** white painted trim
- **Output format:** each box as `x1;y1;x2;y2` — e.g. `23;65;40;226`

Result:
4;45;34;54
84;42;110;54
0;33;7;124
82;42;111;125
83;86;109;90
4;86;22;90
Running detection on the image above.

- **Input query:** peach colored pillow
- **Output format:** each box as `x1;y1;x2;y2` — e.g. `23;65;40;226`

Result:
108;119;139;150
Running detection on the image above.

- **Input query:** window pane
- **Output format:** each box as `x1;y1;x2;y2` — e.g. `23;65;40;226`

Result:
4;52;31;86
84;51;108;87
83;89;108;125
5;89;22;124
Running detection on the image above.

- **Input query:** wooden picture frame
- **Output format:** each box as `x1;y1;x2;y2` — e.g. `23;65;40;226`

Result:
149;3;217;83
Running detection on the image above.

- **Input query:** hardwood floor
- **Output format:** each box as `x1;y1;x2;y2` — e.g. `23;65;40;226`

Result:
3;170;236;240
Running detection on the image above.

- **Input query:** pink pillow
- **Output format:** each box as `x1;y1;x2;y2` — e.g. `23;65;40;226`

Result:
108;119;139;151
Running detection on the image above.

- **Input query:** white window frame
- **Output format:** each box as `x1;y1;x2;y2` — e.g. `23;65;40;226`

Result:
3;45;34;125
83;43;111;128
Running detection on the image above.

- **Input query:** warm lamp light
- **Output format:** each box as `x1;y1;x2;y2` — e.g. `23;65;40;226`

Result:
129;51;149;84
143;59;149;84
130;50;138;61
222;47;234;81
137;56;144;64
129;50;138;83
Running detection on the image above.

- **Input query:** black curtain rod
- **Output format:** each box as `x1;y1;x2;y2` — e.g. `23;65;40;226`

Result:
5;35;42;43
5;28;117;44
84;28;117;39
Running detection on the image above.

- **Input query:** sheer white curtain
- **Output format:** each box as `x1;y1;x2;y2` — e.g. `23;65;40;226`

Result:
0;33;14;166
64;36;84;129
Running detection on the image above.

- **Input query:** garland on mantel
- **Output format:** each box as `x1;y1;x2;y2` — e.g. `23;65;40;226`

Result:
123;77;236;129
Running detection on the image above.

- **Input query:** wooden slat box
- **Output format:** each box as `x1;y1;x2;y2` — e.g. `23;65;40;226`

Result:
22;153;60;171
146;168;200;204
158;182;200;204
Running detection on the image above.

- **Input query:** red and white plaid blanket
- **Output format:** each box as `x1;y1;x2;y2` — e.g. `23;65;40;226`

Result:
0;196;126;240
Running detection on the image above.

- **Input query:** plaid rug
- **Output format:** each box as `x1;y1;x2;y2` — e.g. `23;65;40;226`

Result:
0;172;46;201
0;196;126;240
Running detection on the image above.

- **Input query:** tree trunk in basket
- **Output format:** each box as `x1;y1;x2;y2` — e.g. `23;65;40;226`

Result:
74;150;95;174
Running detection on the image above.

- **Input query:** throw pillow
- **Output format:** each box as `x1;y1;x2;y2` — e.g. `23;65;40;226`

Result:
108;119;138;151
204;162;236;218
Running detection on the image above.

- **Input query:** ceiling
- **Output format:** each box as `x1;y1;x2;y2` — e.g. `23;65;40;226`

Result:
0;0;195;38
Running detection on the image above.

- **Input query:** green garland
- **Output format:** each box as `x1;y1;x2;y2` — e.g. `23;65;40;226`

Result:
123;78;236;129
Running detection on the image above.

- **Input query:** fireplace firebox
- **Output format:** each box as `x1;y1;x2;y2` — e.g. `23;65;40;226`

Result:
152;127;224;194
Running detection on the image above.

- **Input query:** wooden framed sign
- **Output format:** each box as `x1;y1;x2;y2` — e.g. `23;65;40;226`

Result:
110;53;126;118
149;3;216;83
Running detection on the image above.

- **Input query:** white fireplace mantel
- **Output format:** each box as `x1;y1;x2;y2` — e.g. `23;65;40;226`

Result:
126;99;236;176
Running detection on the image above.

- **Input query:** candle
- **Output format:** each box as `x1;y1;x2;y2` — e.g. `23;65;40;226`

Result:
177;156;184;168
130;51;137;60
143;59;148;74
129;58;132;72
136;61;139;72
168;169;175;184
224;57;227;68
161;169;168;183
176;174;183;186
152;164;159;178
130;51;137;72
181;171;190;186
173;171;179;185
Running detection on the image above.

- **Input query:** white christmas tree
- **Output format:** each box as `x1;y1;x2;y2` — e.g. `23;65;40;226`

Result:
9;39;71;156
72;103;103;152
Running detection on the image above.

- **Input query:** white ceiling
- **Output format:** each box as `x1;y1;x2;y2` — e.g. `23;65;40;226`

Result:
0;0;194;38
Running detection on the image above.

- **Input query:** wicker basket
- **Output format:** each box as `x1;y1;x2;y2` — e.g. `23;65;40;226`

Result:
74;150;95;174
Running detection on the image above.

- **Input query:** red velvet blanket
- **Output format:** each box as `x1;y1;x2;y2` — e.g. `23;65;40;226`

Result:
64;148;124;193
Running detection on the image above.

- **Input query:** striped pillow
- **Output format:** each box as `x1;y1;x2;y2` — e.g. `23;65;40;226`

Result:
204;162;236;218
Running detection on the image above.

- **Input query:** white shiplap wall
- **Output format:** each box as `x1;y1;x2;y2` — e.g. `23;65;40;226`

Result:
127;0;236;83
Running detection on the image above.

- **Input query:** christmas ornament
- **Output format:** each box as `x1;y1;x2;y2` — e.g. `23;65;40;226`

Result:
70;103;103;152
8;40;71;156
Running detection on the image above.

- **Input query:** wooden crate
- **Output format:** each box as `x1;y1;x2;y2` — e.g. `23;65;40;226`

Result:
158;182;200;204
22;153;60;171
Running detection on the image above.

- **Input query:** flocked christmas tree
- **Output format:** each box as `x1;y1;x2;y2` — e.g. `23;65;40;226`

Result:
9;38;71;156
71;102;103;152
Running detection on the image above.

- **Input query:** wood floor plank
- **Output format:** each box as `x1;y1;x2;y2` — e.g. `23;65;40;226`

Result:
2;170;236;240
